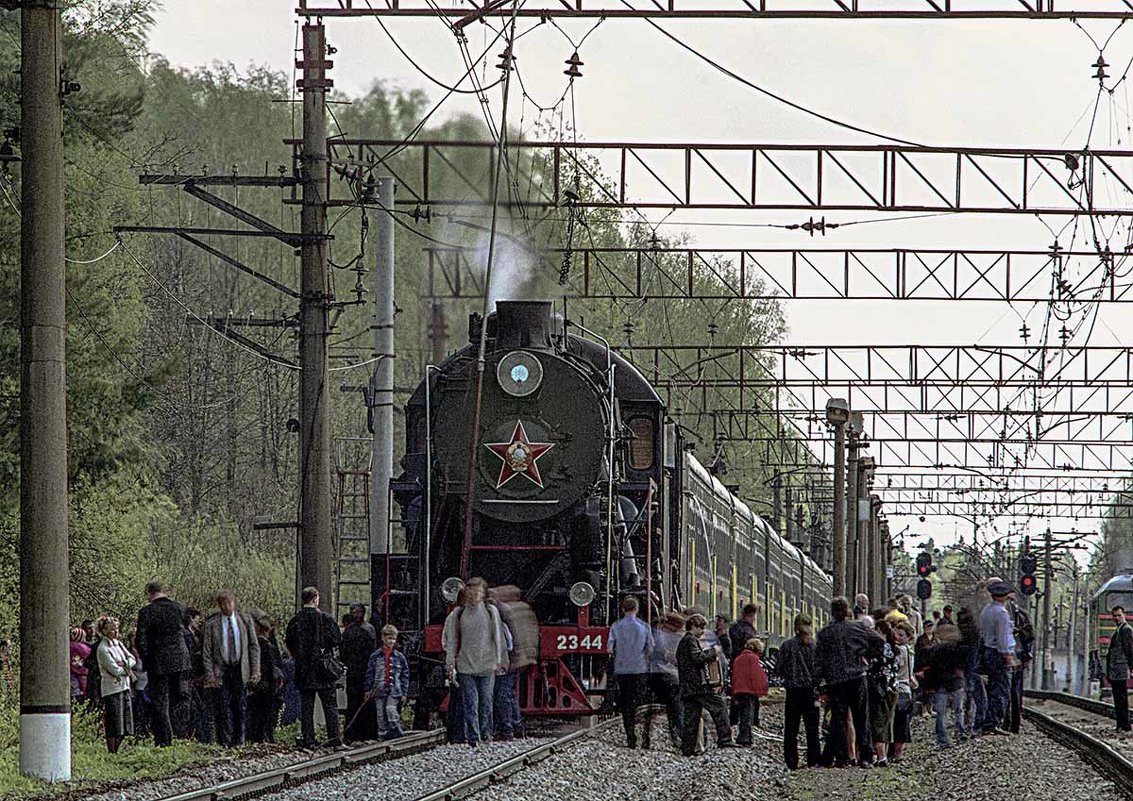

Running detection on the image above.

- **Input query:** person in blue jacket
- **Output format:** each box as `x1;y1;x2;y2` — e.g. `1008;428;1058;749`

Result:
365;624;409;739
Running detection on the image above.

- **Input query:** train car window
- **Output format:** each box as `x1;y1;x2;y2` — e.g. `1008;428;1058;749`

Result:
626;417;655;470
731;564;739;621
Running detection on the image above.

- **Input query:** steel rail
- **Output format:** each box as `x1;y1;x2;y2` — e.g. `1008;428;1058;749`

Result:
157;729;446;801
1022;706;1133;799
1025;688;1116;720
411;715;625;801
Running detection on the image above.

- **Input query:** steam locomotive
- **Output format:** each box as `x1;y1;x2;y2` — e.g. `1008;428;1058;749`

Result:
377;300;831;717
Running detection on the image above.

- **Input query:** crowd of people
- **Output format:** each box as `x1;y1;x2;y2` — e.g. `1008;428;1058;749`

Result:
606;583;1040;769
60;574;1060;765
66;581;416;753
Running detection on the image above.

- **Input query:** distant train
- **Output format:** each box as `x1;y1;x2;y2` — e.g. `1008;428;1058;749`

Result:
376;300;832;717
1091;573;1133;685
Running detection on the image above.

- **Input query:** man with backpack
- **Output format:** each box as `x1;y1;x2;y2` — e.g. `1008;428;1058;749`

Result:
441;578;507;747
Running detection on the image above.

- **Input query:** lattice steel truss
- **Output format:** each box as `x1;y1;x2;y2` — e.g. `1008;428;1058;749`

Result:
424;245;1129;302
297;0;1133;20
310;139;1133;216
620;344;1133;472
881;499;1133;518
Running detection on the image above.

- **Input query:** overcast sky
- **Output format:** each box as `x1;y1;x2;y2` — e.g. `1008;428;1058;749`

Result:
148;3;1133;560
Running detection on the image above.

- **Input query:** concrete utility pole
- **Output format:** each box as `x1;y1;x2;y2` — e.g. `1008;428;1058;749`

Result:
772;474;782;538
784;484;793;546
825;398;849;597
1042;526;1053;690
846;420;861;598
868;492;881;603
882;520;892;601
857;457;873;598
298;21;333;609
19;0;71;781
371;177;395;609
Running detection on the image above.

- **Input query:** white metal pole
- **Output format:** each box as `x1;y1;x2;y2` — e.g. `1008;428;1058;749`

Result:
371;178;396;558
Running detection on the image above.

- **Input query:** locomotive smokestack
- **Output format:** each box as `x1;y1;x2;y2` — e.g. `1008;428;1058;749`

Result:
494;300;554;350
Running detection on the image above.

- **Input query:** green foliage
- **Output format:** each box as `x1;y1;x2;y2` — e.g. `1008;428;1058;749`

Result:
1092;484;1133;582
0;705;222;797
145;514;294;625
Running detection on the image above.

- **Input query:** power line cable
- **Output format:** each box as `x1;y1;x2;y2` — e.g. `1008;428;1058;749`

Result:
119;237;300;371
625;2;926;148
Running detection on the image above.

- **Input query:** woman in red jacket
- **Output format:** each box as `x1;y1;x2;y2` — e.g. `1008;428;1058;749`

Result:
731;637;769;746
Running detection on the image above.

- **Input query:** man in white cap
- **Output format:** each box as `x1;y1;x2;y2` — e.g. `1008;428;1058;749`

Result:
978;580;1018;735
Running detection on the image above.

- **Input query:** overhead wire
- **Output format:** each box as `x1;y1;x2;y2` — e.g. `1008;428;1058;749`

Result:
624;1;927;148
120;237;300;371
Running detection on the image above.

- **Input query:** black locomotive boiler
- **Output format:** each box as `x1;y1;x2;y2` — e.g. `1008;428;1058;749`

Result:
377;300;831;718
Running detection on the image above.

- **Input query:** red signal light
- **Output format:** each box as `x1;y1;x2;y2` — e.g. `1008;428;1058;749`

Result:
1020;574;1038;596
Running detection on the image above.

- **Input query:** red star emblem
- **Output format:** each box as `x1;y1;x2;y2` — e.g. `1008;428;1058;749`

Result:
483;420;555;489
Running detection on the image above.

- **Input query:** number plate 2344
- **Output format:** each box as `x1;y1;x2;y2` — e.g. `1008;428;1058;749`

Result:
543;629;607;654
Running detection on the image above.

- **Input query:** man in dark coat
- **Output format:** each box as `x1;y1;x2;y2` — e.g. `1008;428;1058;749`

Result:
676;613;734;756
285;586;343;748
135;580;192;747
340;603;377;742
816;596;883;767
778;613;821;770
727;604;759;725
728;604;758;661
1108;605;1133;732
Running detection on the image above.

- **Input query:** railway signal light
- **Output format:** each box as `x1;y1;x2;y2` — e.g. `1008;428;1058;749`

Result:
916;578;932;600
916;552;935;577
1019;552;1038;596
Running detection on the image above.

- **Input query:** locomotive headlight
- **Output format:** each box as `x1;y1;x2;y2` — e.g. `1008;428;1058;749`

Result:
497;351;543;397
569;581;596;607
441;576;465;603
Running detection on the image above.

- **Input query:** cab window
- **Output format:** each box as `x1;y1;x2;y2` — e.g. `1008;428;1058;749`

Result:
626;416;655;470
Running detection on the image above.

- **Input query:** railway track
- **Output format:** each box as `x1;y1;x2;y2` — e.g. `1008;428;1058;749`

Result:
155;714;631;801
158;729;446;801
411;718;621;801
1022;690;1133;798
1024;689;1115;719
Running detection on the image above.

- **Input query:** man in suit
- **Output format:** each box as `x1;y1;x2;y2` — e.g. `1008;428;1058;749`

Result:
285;586;343;748
136;580;192;746
1108;605;1133;733
202;590;261;747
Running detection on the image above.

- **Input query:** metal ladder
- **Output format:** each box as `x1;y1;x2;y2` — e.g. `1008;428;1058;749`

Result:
333;437;372;620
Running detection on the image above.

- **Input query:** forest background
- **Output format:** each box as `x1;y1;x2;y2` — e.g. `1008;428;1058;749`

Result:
0;1;790;645
2;0;1131;666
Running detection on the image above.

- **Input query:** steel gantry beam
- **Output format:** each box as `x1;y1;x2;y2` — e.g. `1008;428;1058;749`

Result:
617;344;1133;390
881;499;1133;519
684;408;1133;467
870;472;1129;494
312;139;1133;216
296;0;1133;20
425;245;1130;302
688;408;1133;445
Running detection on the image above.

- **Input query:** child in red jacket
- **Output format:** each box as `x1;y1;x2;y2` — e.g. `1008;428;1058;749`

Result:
731;637;769;746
